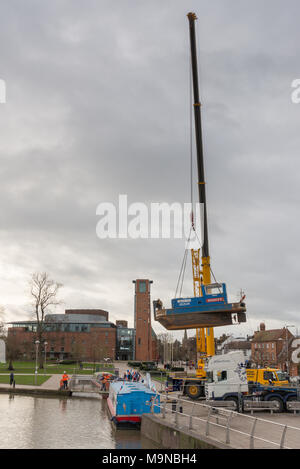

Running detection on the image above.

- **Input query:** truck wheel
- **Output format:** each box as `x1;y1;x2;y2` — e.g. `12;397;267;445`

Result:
224;396;238;411
267;396;283;413
185;383;202;400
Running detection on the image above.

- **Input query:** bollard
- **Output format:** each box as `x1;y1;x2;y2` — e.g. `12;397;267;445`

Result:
172;400;177;413
280;425;287;449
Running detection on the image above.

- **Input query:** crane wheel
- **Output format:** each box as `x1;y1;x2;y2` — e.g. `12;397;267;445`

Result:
267;396;283;413
185;383;202;399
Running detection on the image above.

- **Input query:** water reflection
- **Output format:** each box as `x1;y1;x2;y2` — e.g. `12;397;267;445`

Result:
0;394;146;449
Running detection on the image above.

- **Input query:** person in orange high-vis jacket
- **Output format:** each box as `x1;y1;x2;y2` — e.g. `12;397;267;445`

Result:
103;374;110;391
62;372;69;390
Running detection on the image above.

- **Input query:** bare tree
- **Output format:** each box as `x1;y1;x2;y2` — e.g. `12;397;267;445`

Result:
70;339;86;366
89;332;106;371
29;272;63;368
6;333;21;370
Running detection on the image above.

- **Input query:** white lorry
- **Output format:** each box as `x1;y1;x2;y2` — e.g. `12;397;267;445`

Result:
205;351;248;410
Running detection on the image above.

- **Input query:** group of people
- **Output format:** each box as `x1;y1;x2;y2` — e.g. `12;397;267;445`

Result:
123;369;141;382
100;373;113;391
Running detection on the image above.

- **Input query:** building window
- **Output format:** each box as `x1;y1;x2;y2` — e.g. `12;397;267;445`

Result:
138;338;141;345
139;281;146;293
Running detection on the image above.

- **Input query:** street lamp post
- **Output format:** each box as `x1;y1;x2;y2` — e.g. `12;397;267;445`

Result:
285;325;295;375
44;342;48;376
35;340;40;386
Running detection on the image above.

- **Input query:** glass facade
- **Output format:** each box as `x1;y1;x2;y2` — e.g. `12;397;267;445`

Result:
116;328;135;361
9;322;112;333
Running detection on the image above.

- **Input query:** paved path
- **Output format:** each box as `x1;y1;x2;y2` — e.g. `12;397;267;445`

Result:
153;397;300;449
0;373;69;391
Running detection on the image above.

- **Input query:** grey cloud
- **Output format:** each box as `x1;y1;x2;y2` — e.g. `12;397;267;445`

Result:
0;0;300;340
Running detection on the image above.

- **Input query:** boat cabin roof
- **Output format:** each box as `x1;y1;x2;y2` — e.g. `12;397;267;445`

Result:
110;381;156;395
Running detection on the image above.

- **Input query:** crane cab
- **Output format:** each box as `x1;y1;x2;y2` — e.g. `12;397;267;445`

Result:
171;283;228;309
153;283;246;331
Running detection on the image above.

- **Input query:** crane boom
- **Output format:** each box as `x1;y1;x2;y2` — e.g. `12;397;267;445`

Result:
188;12;215;360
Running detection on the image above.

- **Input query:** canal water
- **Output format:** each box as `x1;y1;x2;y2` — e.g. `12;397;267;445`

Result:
0;394;155;449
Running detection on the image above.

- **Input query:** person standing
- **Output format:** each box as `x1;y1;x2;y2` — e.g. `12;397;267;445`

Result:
9;372;14;386
62;371;69;389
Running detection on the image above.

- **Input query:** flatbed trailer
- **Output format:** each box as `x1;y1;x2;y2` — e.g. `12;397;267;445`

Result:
247;383;300;413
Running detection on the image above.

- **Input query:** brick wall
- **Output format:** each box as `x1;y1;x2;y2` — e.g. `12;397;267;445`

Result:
134;279;153;361
7;326;116;361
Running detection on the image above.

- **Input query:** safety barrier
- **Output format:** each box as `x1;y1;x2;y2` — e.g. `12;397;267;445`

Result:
286;401;300;415
243;400;279;415
149;394;300;449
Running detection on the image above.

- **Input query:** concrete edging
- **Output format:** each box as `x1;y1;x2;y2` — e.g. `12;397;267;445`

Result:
141;414;229;450
0;387;72;398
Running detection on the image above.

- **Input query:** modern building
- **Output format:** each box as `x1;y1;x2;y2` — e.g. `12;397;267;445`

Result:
7;280;159;363
7;309;117;361
116;326;135;361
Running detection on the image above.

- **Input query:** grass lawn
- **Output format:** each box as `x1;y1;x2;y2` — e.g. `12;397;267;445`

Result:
0;361;114;375
0;374;51;386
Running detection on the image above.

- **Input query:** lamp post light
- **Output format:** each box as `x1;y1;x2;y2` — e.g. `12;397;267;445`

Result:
285;325;295;375
35;340;40;386
44;342;48;376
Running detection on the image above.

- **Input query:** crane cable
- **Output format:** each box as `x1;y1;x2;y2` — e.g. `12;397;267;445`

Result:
174;225;193;299
175;43;222;298
174;57;195;299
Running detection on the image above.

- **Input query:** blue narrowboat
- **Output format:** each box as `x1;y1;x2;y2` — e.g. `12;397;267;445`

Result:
154;283;246;330
107;380;160;426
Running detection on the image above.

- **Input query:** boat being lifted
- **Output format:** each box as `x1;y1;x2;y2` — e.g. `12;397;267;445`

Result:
153;283;246;331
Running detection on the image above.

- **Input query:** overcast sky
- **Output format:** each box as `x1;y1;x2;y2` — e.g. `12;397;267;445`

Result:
0;0;300;340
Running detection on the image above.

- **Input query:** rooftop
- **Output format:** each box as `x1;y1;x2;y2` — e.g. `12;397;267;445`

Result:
253;328;294;342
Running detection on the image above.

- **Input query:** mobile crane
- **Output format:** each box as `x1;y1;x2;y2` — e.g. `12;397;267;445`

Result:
154;13;246;333
154;12;247;399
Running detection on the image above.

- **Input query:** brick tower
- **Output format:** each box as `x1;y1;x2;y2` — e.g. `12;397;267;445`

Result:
133;279;153;361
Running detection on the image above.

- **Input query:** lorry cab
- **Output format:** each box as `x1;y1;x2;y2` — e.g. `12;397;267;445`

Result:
205;352;248;406
246;368;289;386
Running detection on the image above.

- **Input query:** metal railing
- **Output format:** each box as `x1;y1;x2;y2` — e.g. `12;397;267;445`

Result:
149;394;300;449
69;375;98;392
